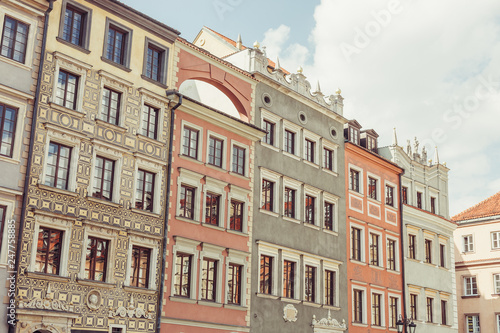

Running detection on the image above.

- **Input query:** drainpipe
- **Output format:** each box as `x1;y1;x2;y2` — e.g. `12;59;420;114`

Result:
10;1;55;333
399;172;408;333
155;90;182;333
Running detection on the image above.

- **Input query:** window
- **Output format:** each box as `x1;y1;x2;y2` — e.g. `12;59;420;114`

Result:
201;258;217;301
179;185;195;219
492;231;500;249
229;200;243;232
402;186;408;204
494;274;500;294
35;227;63;275
174;253;191;297
349;126;359;144
283;260;295;298
227;263;242;305
408;234;416;259
85;236;108;281
323;148;333;171
367;136;377;152
0;206;5;250
62;5;86;47
105;24;127;65
205;192;220;225
111;327;123;333
305;265;316;302
424;239;432;264
305;195;315;224
0;103;17;157
439;244;446;268
353;289;363;323
56;70;79;110
130;246;150;288
441;300;447;325
351;227;362;261
387;239;396;270
417;191;423;209
305;139;315;162
262;119;274;145
426;297;433;322
463;234;474;252
182;127;199;159
92;156;114;201
386;185;394;206
324;202;334;231
284;188;296;219
325;270;336;306
369;233;380;266
145;44;162;82
410;294;417;320
389;296;398;328
430;197;436;214
1;16;28;63
142;105;158;139
208;136;223;168
260;255;273;294
101;87;121;125
45;142;72;190
349;169;360;192
261;179;274;211
466;315;480;333
372;293;381;326
135;169;155;212
232;146;245;175
464;276;478;296
368;177;377;200
284;130;295;154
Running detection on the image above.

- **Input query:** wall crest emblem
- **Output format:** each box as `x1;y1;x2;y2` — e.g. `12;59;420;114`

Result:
108;294;153;319
283;304;298;323
86;289;102;310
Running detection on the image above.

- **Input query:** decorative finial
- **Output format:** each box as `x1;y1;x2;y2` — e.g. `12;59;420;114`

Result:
236;34;243;50
434;146;440;164
253;40;260;49
315;81;322;94
392;127;398;146
297;66;303;73
275;57;281;70
335;88;342;95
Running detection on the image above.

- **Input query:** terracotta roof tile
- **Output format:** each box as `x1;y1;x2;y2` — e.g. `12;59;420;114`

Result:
452;191;500;222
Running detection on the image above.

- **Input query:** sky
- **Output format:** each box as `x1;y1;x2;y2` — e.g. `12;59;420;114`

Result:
121;0;500;217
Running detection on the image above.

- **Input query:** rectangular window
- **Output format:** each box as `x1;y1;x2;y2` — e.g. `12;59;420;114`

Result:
229;200;243;232
145;44;162;82
417;191;423;209
85;236;108;281
201;258;217;301
260;255;273;294
62;5;86;46
352;227;362;261
174;253;191;297
386;185;394;206
440;244;446;268
135;169;155;212
284;187;296;219
368;177;377;200
45;142;72;190
323;148;333;171
441;300;447;325
101;87;121;125
349;169;360;192
325;270;336;306
387;239;396;270
353;289;363;323
463;234;474;252
425;239;432;264
494;274;500;294
262;120;274;145
305;195;315;224
492;231;500;249
349;126;359;144
179;185;195;219
370;233;379;266
324;202;334;231
232;146;245;175
466;315;480;333
261;179;274;211
283;260;295;298
35;227;63;275
409;234;416;259
130;246;150;288
284;130;295;154
305;265;316;302
426;297;433;322
56;70;79;110
92;156;114;201
0;206;5;250
402;186;408;204
105;25;127;65
1;16;28;63
208;136;223;168
227;263;242;305
410;294;417;320
182;127;199;159
205;192;220;225
389;296;398;328
464;276;478;296
372;293;381;326
430;197;436;214
142;105;158;140
0;103;17;157
305;139;315;162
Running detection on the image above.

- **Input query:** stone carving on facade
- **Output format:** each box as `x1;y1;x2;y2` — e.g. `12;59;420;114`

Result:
406;139;412;155
283;304;298;322
311;310;347;331
86;289;102;310
108;294;153;319
18;297;75;313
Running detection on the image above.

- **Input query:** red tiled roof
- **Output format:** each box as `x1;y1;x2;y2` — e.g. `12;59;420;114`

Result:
452;191;500;222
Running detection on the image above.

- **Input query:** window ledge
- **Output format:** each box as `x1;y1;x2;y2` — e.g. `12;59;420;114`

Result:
387;269;401;275
95;119;128;133
407;258;420;263
140;74;168;88
323;229;338;236
226;229;248;236
228;171;250;180
369;264;385;271
322;168;338;177
198;300;222;308
256;293;279;300
123;285;157;294
260;142;280;152
175;216;200;225
100;56;132;72
169;296;197;304
280;297;301;304
0;155;20;165
371;325;385;329
48;102;85;118
461;294;480;299
0;54;31;71
87;196;122;208
304;223;320;230
302;301;322;308
178;154;203;165
130;208;161;218
202;223;224;231
56;37;91;54
303;160;319;169
38;184;78;197
283;216;300;224
137;133;161;145
351;259;367;266
223;304;248;311
352;322;368;328
26;272;70;283
322;305;341;311
367;197;381;205
283;151;300;161
349;189;364;198
205;163;226;172
259;209;279;218
77;278;115;289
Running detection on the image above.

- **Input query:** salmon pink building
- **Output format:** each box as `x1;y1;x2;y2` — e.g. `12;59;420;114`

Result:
344;121;404;332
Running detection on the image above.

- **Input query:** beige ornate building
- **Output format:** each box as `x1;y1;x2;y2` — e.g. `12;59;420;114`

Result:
13;1;179;332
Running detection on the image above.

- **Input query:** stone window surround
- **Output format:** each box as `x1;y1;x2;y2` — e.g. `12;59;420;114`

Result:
229;139;249;178
321;138;339;175
351;284;367;325
260;108;281;151
198;242;225;303
138;87;168;142
370;288;386;328
124;234;160;290
350;221;366;263
323;193;339;233
87;142;123;204
302;128;321;167
206;130;227;170
170;236;199;299
282;176;301;223
79;224;118;283
180;120;203;162
386;235;400;272
226;184;250;233
282;119;301;159
281;249;300;301
304;184;321;227
141;37;169;86
132;156;163;215
225;248;248;306
57;0;93;51
97;69;133;129
176;168;203;221
201;176;226;228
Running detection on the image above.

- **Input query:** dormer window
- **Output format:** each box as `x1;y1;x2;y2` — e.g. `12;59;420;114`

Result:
344;120;362;145
367;136;377;152
349;127;359;145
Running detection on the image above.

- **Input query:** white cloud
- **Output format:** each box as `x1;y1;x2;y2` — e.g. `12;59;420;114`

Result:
261;25;310;72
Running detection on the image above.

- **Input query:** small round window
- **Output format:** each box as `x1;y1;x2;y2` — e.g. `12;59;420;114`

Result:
262;93;272;107
298;111;307;124
330;126;338;139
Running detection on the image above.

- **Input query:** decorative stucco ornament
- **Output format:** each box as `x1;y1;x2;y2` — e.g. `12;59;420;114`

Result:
108;293;153;319
283;304;298;322
18;297;75;313
312;310;347;331
86;289;102;310
335;88;342;95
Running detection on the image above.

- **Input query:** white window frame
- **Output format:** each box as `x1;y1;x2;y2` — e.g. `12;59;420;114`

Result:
176;168;203;221
79;225;117;283
202;176;227;228
429;189;439;214
260;168;281;216
386;235;399;272
492;231;500;250
348;163;364;195
368;230;383;267
370;290;385;327
138;87;167;142
229;140;249;177
97;70;132;128
109;324;126;333
88;143;123;204
352;284;367;324
497;313;500;333
366;172;381;202
125;236;159;290
323;260;340;307
465;314;480;333
133;157;163;214
350;222;366;263
303;255;320;303
225;248;248;306
282;119;301;159
281;250;300;300
226;184;250;233
494;273;500;294
0;195;16;263
282;176;301;223
304;185;321;227
463;234;474;253
171;236;199;299
388;293;401;329
198;243;224;303
323;192;339;233
260;108;281;151
180;120;203;161
302;129;320;167
206;130;228;170
384;180;398;209
321;138;338;175
257;242;279;296
464;276;478;296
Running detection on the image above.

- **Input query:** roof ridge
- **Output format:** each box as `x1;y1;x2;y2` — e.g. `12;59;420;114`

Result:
452;190;500;221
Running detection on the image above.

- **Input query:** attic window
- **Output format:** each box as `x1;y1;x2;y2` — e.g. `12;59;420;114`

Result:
367;136;377;152
349;126;359;145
